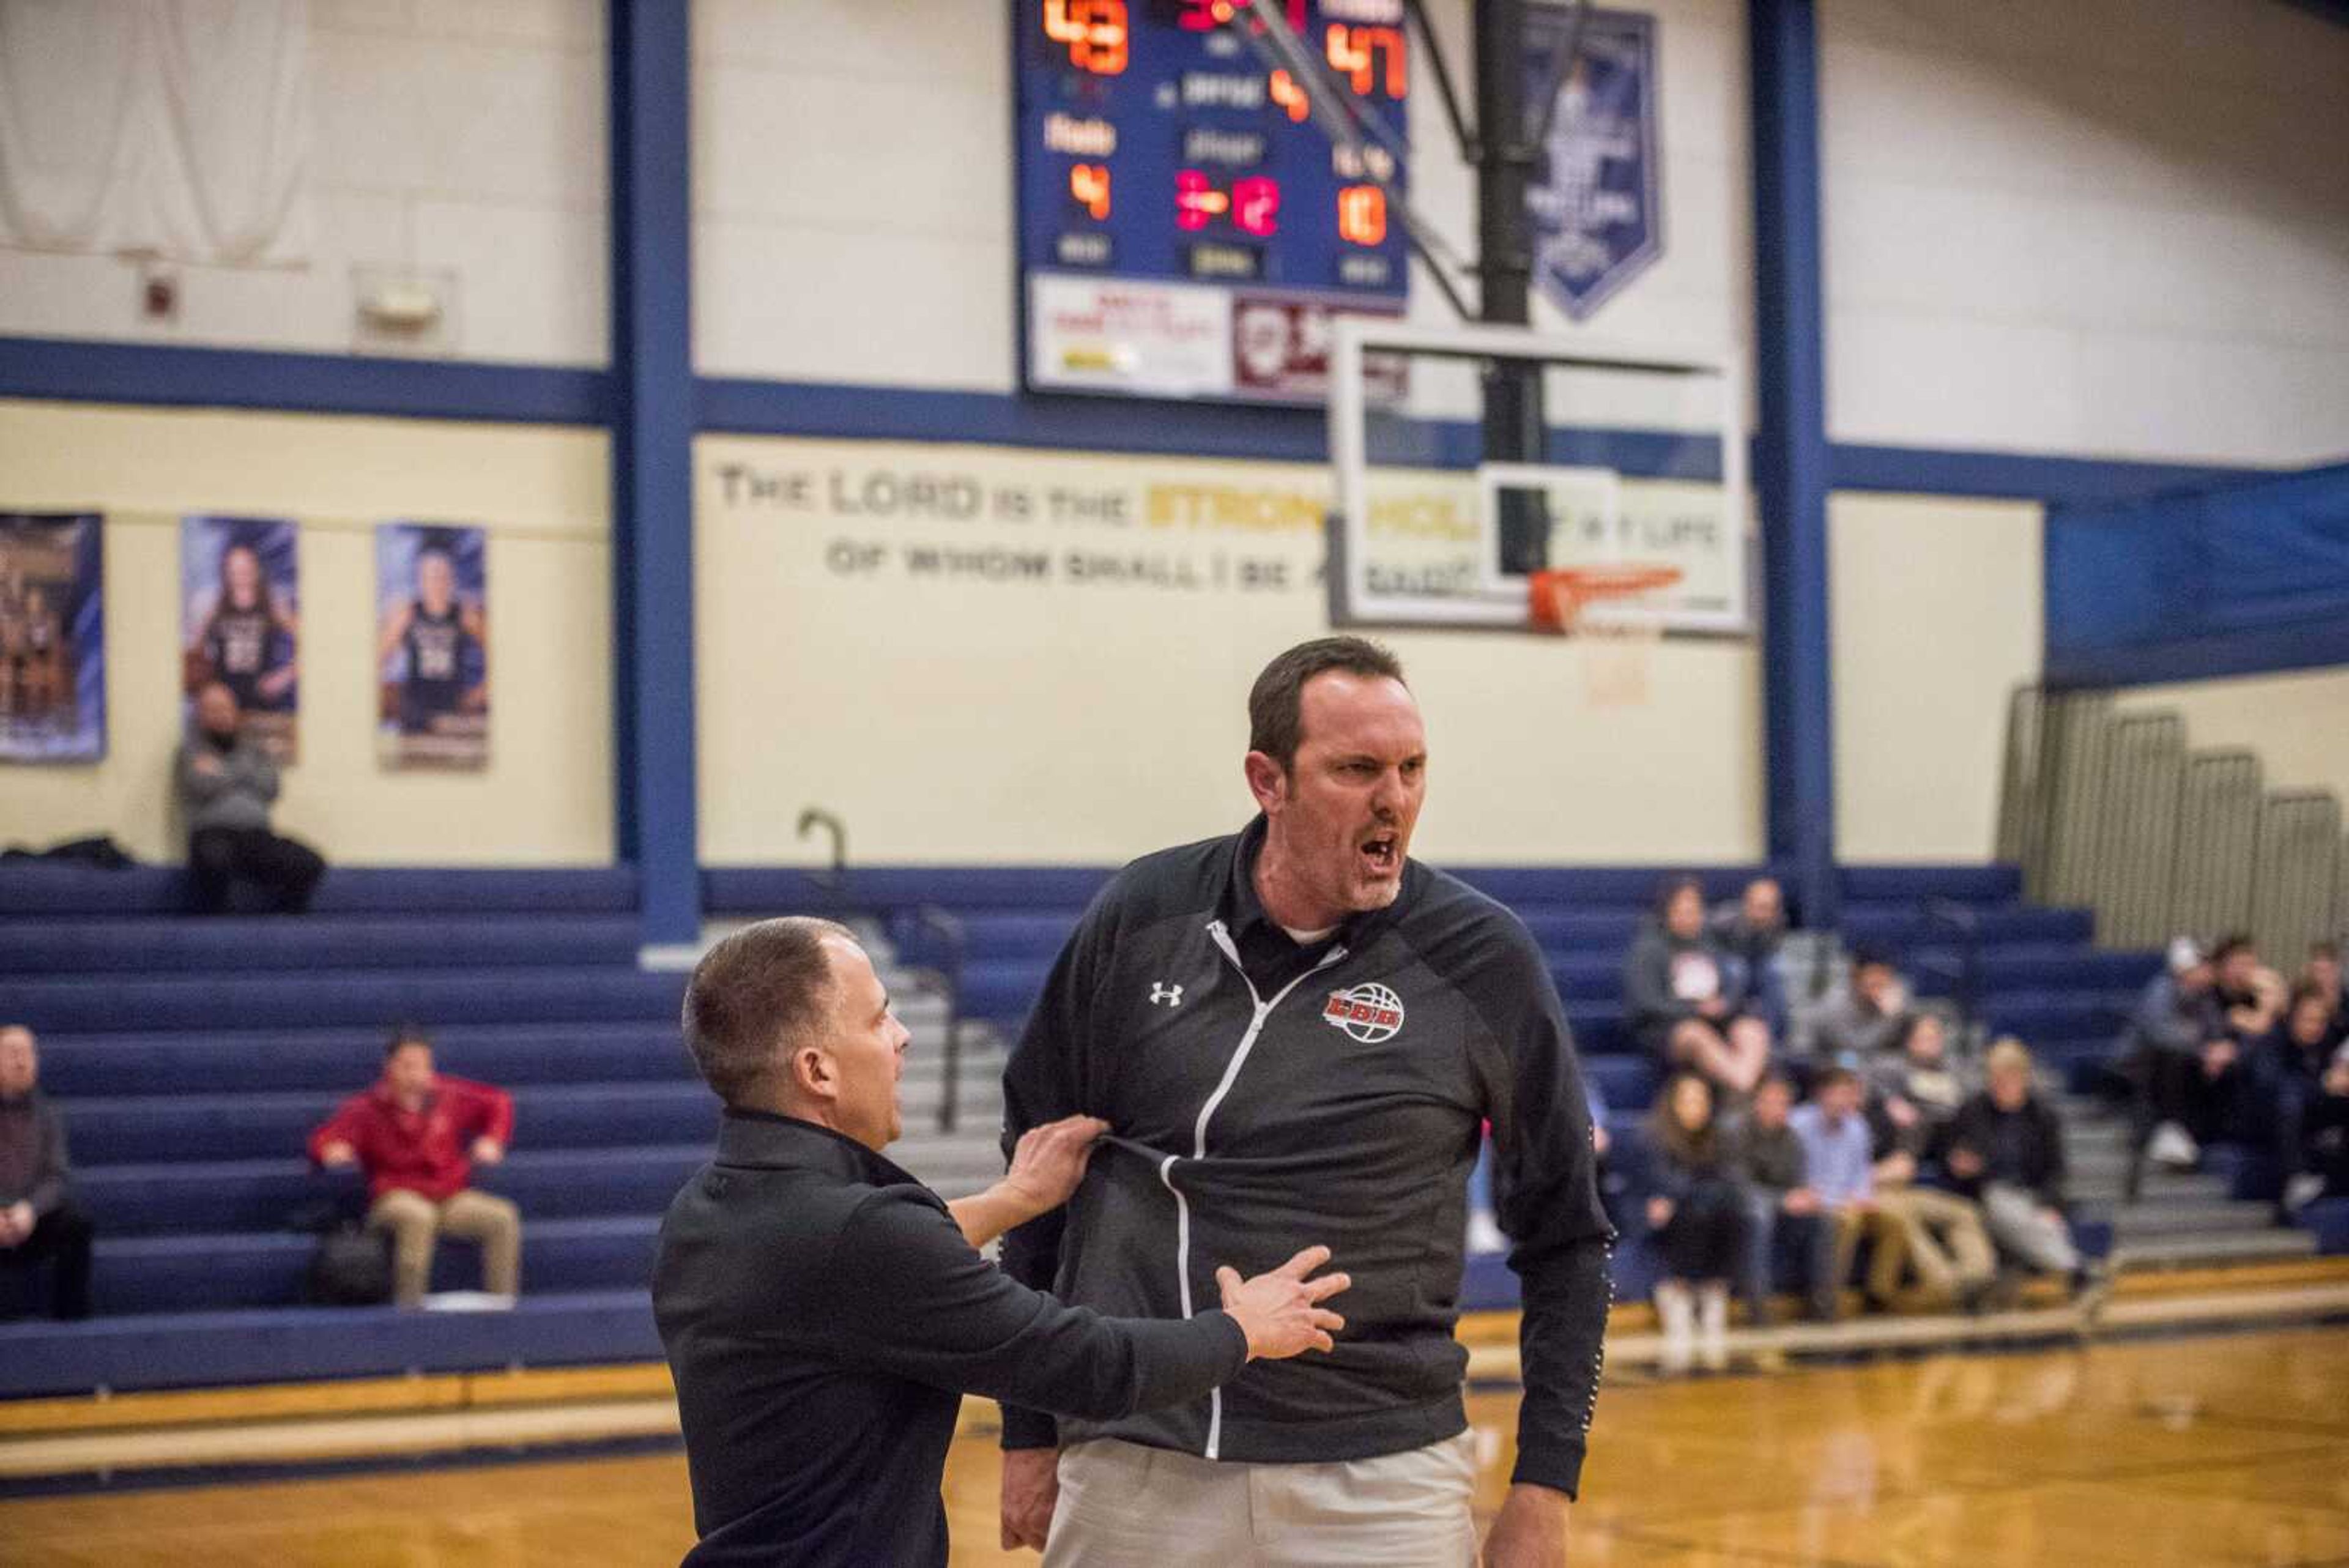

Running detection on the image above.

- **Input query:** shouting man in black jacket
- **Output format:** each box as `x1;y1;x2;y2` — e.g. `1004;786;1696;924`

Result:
1000;637;1614;1566
653;917;1351;1568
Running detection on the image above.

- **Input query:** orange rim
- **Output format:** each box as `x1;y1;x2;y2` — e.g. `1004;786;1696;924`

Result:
1527;565;1683;631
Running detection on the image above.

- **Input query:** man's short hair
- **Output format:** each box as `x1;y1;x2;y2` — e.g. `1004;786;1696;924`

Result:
681;916;856;1107
1984;1037;2033;1077
1246;636;1405;773
384;1023;432;1059
1814;1065;1860;1094
2310;940;2340;962
1849;945;1896;973
2210;933;2255;967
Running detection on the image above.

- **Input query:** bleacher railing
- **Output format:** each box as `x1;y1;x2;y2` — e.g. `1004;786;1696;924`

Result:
1999;684;2347;957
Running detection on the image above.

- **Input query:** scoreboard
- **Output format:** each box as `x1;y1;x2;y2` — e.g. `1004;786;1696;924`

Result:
1015;0;1412;404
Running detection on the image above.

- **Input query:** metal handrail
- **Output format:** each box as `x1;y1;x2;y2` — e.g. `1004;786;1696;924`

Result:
911;905;969;1134
796;808;847;892
1917;896;1981;1041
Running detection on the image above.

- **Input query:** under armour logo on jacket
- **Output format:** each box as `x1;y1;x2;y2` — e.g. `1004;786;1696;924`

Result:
1149;983;1184;1007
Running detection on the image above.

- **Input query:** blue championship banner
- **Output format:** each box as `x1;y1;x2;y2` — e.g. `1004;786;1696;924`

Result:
181;514;301;761
375;522;488;770
1524;6;1661;321
0;513;105;764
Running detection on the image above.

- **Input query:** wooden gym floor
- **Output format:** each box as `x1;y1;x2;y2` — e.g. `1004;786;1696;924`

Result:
0;1325;2342;1566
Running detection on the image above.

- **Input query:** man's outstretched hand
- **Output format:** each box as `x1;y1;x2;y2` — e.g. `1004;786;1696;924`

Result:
1215;1244;1351;1361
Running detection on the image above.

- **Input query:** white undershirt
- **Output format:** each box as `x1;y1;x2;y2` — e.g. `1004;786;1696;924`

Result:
1280;923;1339;945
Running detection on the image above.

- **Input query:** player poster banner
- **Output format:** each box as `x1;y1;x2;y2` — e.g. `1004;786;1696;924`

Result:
180;514;300;760
1524;6;1661;321
0;513;105;764
375;523;489;770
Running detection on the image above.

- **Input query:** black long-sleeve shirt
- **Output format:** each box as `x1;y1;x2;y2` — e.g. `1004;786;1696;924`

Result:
652;1111;1245;1568
0;1091;71;1216
1946;1093;2068;1208
1001;819;1614;1497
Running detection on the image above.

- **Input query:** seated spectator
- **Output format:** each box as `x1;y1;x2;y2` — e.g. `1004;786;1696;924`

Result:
1945;1039;2102;1305
1863;1014;1996;1312
2263;984;2348;1216
1801;948;1909;1060
2295;942;2346;1033
1639;1071;1749;1373
1733;1074;1835;1325
2120;938;2232;1171
2300;1041;2349;1204
1469;1080;1612;1254
309;1027;520;1307
1788;1066;1893;1320
1625;877;1770;1098
1710;875;1792;1037
0;1025;92;1320
176;681;325;914
2212;934;2285;1045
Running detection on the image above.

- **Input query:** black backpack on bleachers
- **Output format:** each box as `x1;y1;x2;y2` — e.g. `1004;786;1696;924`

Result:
305;1224;393;1307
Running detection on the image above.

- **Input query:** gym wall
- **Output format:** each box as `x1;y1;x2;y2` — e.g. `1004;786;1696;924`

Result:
6;1;2345;869
0;399;613;864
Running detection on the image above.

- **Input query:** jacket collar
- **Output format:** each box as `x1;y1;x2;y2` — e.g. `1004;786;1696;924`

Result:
1222;814;1419;950
714;1107;924;1188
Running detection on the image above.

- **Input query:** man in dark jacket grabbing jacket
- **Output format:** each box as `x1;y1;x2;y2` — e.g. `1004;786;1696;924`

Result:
653;917;1350;1568
999;637;1614;1567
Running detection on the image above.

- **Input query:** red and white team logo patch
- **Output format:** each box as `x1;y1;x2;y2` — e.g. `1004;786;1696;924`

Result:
1323;982;1406;1044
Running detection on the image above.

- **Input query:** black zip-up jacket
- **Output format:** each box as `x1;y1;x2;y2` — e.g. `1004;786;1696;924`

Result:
1001;819;1614;1496
653;1111;1246;1567
1945;1093;2068;1208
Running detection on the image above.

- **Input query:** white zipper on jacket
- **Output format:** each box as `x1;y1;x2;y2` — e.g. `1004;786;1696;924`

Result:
1157;919;1348;1461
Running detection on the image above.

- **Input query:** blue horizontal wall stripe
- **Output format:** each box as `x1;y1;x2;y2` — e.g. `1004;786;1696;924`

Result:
1829;442;2276;506
697;377;1334;462
0;335;610;426
1;335;2296;505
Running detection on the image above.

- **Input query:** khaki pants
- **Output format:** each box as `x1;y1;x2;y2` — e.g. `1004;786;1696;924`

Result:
366;1188;521;1306
1044;1432;1480;1567
1869;1186;1997;1307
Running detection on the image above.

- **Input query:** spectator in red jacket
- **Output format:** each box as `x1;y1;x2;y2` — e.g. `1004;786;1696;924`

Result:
309;1026;519;1307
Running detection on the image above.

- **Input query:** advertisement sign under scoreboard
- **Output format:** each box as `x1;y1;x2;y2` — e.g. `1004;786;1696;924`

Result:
1015;0;1412;404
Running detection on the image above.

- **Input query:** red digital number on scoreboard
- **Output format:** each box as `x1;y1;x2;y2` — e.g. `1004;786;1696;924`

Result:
1326;23;1406;97
1176;170;1281;235
1069;163;1113;220
1177;0;1307;32
1043;0;1129;75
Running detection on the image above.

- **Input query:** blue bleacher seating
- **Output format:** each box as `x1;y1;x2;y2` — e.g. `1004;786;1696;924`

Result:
0;858;2143;1399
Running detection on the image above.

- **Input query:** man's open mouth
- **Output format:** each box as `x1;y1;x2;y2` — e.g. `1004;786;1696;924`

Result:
1359;833;1398;874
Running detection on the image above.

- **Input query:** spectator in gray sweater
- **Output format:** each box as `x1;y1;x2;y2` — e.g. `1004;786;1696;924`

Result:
1734;1074;1835;1323
1624;877;1771;1096
1800;948;1909;1060
0;1025;91;1320
176;681;325;913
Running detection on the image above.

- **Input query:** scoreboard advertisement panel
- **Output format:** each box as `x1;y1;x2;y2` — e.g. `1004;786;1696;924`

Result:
1015;0;1412;404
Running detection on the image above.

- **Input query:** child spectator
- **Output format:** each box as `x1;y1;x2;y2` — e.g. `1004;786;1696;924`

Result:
2120;938;2230;1171
310;1027;519;1307
1639;1071;1750;1373
1734;1074;1835;1324
1945;1039;2102;1306
1802;948;1909;1060
2212;935;2285;1045
1625;877;1770;1098
1788;1066;1892;1320
2263;984;2347;1216
1863;1014;1997;1311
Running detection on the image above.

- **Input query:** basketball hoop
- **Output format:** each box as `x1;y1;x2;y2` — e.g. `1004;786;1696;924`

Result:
1527;564;1682;708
